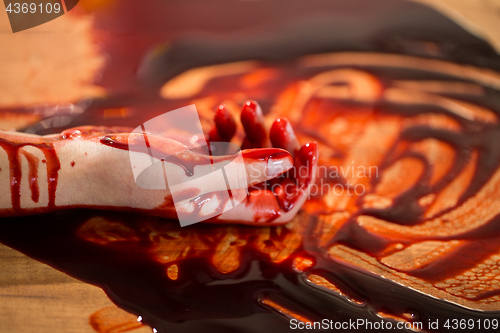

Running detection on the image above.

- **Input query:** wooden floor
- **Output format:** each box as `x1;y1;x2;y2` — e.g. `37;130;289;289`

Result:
0;243;150;333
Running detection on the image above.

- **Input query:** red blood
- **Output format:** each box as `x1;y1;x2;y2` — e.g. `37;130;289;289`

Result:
270;117;301;155
241;148;290;162
247;190;282;223
101;134;291;177
71;161;76;167
207;127;222;143
214;104;236;142
293;142;318;188
153;195;178;220
270;118;289;149
273;178;301;212
61;126;133;140
241;100;267;148
0;138;60;211
21;151;40;203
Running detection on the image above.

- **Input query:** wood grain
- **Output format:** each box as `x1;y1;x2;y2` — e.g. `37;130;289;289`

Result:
0;243;149;333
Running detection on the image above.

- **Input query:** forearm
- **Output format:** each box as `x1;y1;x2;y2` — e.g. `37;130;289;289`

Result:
0;105;305;225
55;139;171;210
0;131;59;213
0;130;168;216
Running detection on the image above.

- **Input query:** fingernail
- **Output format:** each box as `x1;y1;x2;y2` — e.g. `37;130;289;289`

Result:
242;148;293;177
267;152;293;178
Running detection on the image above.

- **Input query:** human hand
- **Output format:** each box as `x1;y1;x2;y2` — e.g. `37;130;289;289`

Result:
0;101;318;225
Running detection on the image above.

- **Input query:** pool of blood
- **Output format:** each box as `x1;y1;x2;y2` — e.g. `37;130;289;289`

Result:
2;0;500;331
2;71;500;331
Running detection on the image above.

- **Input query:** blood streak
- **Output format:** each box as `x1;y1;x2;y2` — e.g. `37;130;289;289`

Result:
100;134;290;177
0;138;60;211
20;151;40;203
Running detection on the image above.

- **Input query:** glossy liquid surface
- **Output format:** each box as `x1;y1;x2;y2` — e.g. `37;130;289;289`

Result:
2;0;500;332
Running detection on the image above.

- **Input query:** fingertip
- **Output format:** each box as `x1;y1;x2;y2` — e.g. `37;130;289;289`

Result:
241;100;268;146
297;142;319;165
242;148;293;183
241;100;263;118
270;118;300;154
214;104;236;142
294;142;319;188
267;151;294;179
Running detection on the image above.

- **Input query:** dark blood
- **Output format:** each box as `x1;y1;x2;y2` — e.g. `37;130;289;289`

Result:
21;151;40;203
2;0;500;332
214;104;237;142
241;100;268;148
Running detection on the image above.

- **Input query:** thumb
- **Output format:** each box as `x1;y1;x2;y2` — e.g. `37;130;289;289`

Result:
101;133;293;194
237;148;294;187
168;148;293;197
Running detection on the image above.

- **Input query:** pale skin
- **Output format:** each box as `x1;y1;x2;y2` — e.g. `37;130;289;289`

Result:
0;103;318;225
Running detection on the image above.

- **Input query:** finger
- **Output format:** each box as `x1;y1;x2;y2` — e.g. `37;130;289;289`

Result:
274;178;302;212
292;142;319;188
207;104;237;143
166;148;293;226
209;189;283;224
130;144;291;195
214;104;237;142
272;143;318;214
210;185;307;225
100;132;189;157
168;148;293;196
174;189;245;226
213;143;319;225
102;132;293;193
100;132;196;192
175;187;283;226
270;118;300;156
240;100;269;149
240;148;293;186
